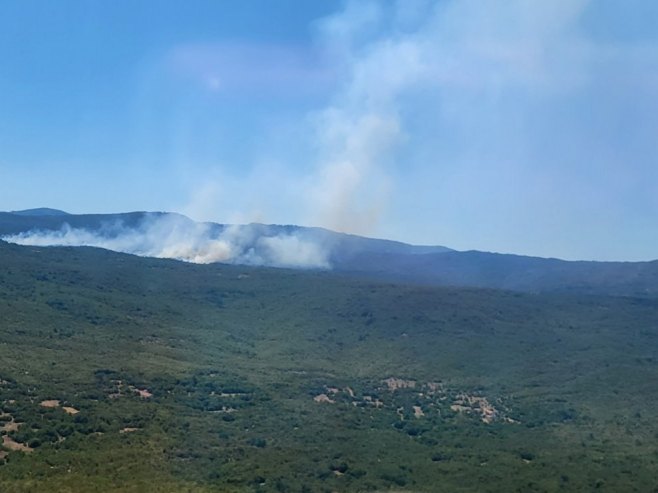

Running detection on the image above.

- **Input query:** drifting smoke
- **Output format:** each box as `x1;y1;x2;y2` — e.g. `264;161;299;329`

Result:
304;2;415;235
2;214;331;269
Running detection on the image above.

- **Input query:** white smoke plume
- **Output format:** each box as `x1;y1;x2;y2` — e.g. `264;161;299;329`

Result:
162;0;603;251
309;0;589;238
2;214;331;269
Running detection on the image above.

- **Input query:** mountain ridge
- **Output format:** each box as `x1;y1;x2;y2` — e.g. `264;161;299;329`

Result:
1;209;656;297
9;207;70;216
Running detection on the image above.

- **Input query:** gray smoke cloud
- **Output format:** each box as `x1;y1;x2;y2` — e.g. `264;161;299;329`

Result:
1;213;331;269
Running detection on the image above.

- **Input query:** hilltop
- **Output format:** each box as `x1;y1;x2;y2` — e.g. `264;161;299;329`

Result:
1;209;657;297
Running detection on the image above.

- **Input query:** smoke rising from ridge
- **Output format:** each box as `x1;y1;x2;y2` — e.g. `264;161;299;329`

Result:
2;214;331;268
3;1;656;260
304;0;594;239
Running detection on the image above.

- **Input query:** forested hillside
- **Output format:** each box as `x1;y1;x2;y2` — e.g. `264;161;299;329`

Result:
1;240;657;491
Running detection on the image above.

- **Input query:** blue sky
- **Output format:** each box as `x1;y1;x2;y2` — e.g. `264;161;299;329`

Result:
1;0;657;261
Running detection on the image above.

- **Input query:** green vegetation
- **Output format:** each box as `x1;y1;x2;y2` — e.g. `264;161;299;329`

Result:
0;240;658;492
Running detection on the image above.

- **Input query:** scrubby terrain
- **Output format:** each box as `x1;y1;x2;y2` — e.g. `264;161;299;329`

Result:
1;240;658;492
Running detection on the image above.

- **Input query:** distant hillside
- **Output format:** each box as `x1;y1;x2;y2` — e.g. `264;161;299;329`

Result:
336;250;658;298
0;210;161;234
1;209;657;297
0;210;453;267
9;208;70;216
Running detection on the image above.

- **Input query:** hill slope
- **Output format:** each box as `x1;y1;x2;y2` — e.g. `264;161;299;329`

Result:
338;249;658;297
0;240;657;491
2;209;657;297
9;208;70;216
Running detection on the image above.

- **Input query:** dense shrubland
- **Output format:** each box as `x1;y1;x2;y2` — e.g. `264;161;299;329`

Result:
1;240;657;491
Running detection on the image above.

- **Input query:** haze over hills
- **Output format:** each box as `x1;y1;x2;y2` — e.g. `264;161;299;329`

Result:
0;209;452;269
2;208;657;298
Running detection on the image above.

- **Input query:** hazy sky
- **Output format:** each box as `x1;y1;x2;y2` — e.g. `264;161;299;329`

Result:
1;0;657;261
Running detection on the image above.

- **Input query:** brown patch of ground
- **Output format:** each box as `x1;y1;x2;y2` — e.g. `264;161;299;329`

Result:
451;394;498;423
413;405;425;418
62;406;80;415
363;396;384;408
383;378;416;391
120;427;139;433
1;420;20;433
210;406;236;414
2;435;33;452
40;399;60;408
425;382;442;394
135;388;152;398
313;394;335;404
